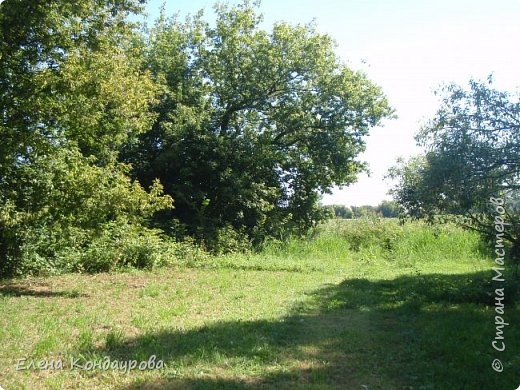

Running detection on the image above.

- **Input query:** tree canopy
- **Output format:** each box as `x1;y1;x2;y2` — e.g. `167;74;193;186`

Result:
388;78;520;261
0;0;172;275
0;0;392;275
123;2;393;242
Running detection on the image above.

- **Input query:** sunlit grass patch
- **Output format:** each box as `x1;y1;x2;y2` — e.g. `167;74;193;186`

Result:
0;219;518;389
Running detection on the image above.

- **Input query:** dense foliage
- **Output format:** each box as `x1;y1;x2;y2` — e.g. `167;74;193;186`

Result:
0;1;391;275
389;79;520;265
0;0;173;275
122;2;392;244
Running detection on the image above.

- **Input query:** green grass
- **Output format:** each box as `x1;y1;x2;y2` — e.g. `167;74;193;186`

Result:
0;219;519;389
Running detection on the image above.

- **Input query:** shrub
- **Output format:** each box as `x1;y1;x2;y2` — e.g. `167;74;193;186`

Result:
207;225;252;255
0;149;173;276
79;221;166;273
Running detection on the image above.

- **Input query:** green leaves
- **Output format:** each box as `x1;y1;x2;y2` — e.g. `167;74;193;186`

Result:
42;45;158;160
0;147;173;276
0;0;394;273
125;1;392;242
0;0;171;276
389;79;520;253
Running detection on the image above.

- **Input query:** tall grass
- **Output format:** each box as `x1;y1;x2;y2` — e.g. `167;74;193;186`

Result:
209;218;488;275
1;217;518;389
321;218;487;266
253;218;484;258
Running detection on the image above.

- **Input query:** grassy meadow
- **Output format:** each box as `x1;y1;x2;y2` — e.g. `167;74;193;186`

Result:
1;219;519;389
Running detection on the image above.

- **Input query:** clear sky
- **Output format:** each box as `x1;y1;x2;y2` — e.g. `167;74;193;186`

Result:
143;0;520;206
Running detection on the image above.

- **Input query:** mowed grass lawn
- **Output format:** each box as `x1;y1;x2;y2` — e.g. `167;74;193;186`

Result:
1;220;519;389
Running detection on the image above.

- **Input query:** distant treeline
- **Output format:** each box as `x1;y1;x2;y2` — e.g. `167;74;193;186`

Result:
326;200;400;219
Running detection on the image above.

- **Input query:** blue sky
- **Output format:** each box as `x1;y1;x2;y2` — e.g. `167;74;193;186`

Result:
143;0;520;205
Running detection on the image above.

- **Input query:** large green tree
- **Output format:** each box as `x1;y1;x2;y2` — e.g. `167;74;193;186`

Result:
0;0;173;275
0;0;157;163
388;78;520;263
123;2;393;242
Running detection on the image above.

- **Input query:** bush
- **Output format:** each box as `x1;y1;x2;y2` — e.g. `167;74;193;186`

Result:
79;221;167;273
206;225;252;255
0;149;174;277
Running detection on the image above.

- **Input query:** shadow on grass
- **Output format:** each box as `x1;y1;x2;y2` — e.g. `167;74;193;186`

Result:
0;284;87;298
212;264;318;273
83;270;519;389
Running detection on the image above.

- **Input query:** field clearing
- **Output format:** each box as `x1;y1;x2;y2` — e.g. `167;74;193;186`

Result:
1;220;519;389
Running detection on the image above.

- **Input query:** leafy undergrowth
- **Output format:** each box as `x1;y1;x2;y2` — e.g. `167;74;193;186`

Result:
0;219;519;389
